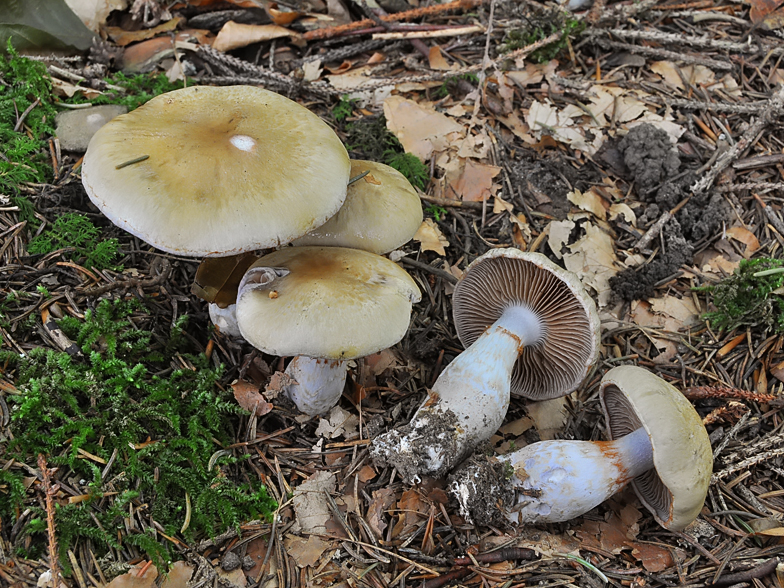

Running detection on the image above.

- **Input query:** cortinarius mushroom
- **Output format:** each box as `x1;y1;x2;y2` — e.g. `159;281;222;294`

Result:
235;246;421;416
82;85;351;257
449;365;712;530
292;160;423;254
370;248;600;482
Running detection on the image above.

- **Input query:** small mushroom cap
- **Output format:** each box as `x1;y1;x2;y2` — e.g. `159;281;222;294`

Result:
452;248;600;400
600;365;712;531
292;160;423;254
235;246;421;359
82;86;350;256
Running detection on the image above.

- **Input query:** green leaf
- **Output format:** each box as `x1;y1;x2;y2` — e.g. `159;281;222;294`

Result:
0;0;96;51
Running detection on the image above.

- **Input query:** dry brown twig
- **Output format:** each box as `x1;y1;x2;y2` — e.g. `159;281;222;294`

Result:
692;84;784;194
37;454;61;588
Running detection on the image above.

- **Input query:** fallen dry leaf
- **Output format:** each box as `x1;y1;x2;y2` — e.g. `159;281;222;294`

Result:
726;225;760;257
428;46;452;70
160;561;194;588
292;471;336;534
285;534;331;568
105;563;158;588
748;0;784;28
568;189;607;220
526;396;569;440
315;406;359;440
366;487;396;538
383;96;465;161
450;159;501;202
105;17;183;46
414;219;449;255
650;62;715;90
563;222;618;307
232;381;274;415
213;21;297;52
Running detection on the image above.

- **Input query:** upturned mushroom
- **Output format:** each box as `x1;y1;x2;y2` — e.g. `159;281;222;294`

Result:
370;248;600;482
82;85;351;257
292;160;423;254
235;247;421;416
449;365;712;530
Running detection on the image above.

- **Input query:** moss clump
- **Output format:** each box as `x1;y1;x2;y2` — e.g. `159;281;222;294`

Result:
27;213;121;270
0;43;59;193
700;258;784;333
384;151;429;190
3;298;276;567
501;11;585;63
331;94;357;123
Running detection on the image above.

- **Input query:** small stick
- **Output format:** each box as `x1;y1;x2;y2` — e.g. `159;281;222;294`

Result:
14;98;41;132
38;454;61;588
347;170;370;185
753;193;784;236
303;0;486;41
710;557;779;587
634;197;690;251
372;24;483;40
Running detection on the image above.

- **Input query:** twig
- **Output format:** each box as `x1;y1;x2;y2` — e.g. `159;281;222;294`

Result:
710;557;779;587
78;259;171;297
422;568;472;588
692;84;784;194
683;385;776;403
399;256;458;284
634;197;690;251
302;0;486;41
753;193;784;237
585;28;780;55
593;39;732;70
372;24;483;40
38;454;61;588
14;98;41;132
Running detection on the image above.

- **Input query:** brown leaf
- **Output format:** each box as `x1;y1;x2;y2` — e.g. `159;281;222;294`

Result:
414;219;449;255
367;487;395;538
105;17;184;47
105;563;158;588
749;0;784;28
285;535;331;568
213;21;298;52
232;381;273;415
265;371;296;399
450;159;501;202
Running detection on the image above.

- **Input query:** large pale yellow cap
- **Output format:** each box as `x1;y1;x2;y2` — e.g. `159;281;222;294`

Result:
601;366;712;531
292;160;423;254
81;86;350;256
235;247;421;359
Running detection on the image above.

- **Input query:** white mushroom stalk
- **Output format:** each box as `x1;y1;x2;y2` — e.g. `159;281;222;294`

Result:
449;366;713;531
235;247;421;418
370;305;546;483
450;427;653;525
370;249;600;483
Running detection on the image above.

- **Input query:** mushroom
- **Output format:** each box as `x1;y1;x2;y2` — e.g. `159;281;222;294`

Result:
449;365;712;530
370;248;600;482
235;246;421;416
82;85;351;257
292;160;423;254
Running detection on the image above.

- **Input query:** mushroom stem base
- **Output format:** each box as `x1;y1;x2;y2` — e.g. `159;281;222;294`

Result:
285;356;348;416
449;427;653;525
370;318;525;483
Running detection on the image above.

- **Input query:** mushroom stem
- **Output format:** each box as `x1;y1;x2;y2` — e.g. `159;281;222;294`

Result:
284;356;349;417
450;427;654;525
370;304;542;482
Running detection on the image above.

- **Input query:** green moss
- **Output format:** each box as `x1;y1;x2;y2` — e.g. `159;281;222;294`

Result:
501;12;585;64
5;298;276;567
331;94;357;123
27;213;121;270
425;204;448;222
698;258;784;333
384;151;429;190
0;42;59;193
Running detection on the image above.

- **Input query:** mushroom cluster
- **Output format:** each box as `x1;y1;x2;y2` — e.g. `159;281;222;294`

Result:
80;84;711;533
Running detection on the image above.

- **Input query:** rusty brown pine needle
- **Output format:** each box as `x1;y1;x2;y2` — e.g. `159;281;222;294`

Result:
38;454;60;588
683;385;776;403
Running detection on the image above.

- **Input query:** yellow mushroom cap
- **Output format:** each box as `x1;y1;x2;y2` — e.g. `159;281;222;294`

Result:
82;86;350;256
600;366;712;531
292;160;423;254
235;247;421;359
